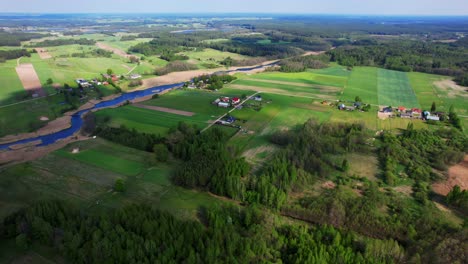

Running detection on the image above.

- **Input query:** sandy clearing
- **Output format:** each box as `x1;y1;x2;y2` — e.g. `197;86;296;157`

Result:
432;155;468;196
133;103;195;116
242;145;277;162
35;48;52;59
96;42;131;58
228;84;335;100
434;79;468;98
302;50;327;56
0;134;91;166
15;63;46;97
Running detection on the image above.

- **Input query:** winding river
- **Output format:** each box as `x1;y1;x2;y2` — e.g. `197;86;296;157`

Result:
0;62;277;151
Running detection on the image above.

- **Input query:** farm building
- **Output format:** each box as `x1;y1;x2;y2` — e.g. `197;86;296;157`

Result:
254;95;263;101
129;74;142;80
426;115;440;121
398;106;406;112
76;78;91;88
232;97;240;105
382;106;393;113
218;102;230;108
212;98;221;105
401;112;412;118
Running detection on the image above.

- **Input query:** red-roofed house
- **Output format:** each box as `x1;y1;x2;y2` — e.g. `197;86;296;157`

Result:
232;97;240;104
411;108;422;114
221;97;230;103
398;106;406;112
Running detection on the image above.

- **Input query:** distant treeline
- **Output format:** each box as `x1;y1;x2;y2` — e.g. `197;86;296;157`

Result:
71;48;113;58
0;49;31;62
94;125;163;152
28;38;96;47
0;31;46;46
129;32;319;59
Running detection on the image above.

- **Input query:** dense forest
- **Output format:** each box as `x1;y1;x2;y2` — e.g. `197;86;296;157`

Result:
2;200;411;263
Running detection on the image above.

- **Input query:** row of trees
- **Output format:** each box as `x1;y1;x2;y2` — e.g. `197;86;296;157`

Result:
28;38;96;47
0;49;31;62
190;74;237;90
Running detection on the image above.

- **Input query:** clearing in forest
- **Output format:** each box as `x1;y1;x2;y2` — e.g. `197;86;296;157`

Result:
35;48;52;59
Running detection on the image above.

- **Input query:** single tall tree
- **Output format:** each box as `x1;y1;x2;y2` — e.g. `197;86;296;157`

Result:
431;102;436;112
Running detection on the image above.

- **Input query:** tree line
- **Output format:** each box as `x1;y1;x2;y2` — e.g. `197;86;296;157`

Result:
28;38;96;47
0;49;31;62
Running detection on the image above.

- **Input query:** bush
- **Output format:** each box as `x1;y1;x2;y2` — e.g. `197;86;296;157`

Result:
114;179;125;192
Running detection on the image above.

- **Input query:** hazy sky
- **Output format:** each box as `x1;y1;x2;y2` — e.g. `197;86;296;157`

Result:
1;0;468;15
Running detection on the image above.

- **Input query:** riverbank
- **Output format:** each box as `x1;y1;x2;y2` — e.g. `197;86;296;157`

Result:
0;60;279;164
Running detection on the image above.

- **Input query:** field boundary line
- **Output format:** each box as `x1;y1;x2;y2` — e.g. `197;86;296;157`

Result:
0;92;58;109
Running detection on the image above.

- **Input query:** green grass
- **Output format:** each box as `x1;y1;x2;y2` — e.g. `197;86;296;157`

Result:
228;93;331;152
377;69;420;108
342;67;378;104
0;59;26;105
96;105;213;135
230;79;341;99
56;148;145;176
251;71;348;88
408;72;445;110
310;64;351;77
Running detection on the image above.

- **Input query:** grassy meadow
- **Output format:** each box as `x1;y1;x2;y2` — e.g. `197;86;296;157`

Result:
0;138;227;222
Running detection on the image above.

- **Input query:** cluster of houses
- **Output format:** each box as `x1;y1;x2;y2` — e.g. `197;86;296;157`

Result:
212;97;241;108
381;106;442;121
75;78;108;88
211;95;263;108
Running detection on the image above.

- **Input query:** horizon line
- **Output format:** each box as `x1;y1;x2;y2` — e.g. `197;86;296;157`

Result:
0;12;468;17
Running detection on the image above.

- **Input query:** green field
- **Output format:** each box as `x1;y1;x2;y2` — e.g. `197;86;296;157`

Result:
0;60;26;105
0;138;227;222
377;69;420;108
341;67;379;104
96;105;213;135
250;71;348;88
